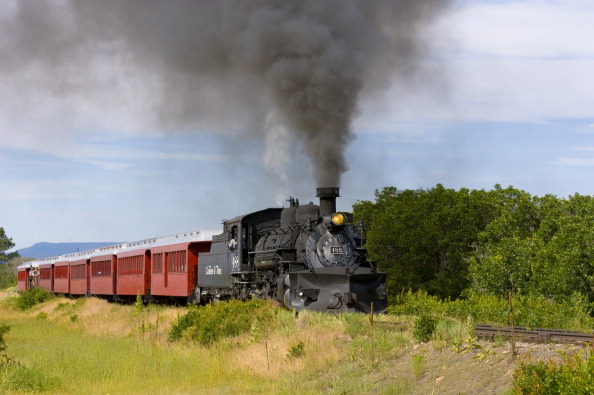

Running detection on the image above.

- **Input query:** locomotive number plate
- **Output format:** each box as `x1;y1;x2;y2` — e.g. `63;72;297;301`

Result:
330;246;343;254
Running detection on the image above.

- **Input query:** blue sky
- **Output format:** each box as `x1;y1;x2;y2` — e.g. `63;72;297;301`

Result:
2;0;594;250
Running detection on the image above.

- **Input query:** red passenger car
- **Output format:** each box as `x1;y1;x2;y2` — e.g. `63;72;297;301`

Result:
39;262;54;292
116;248;150;297
17;265;28;291
16;229;216;302
53;260;70;294
89;248;119;296
69;258;89;295
150;241;211;299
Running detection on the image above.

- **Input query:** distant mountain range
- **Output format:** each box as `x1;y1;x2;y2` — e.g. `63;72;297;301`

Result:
17;242;124;259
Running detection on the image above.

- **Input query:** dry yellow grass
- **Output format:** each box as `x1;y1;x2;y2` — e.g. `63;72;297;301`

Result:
5;294;186;342
4;291;580;394
232;323;346;377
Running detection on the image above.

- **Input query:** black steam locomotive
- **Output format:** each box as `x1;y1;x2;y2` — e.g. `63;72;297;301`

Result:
196;188;387;313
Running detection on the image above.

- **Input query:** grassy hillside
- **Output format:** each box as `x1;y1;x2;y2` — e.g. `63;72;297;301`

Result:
0;291;581;394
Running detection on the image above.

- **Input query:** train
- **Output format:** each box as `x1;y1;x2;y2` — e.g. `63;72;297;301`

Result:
17;188;387;313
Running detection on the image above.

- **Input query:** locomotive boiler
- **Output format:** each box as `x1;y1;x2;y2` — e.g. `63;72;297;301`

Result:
196;187;387;313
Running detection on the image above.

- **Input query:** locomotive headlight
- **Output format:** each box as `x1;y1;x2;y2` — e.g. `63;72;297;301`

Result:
331;213;346;226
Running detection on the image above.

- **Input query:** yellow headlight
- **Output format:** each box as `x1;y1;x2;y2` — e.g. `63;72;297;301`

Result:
331;213;346;226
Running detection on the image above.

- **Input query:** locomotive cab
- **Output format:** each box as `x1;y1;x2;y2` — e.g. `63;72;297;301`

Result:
196;208;282;300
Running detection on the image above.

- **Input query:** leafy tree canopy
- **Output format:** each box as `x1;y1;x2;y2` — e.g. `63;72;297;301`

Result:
354;184;504;299
354;185;594;304
0;227;18;262
0;228;20;289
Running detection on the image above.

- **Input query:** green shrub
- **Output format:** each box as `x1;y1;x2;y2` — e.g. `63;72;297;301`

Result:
16;287;54;310
411;353;425;379
36;312;48;320
412;315;435;343
134;293;144;313
0;323;10;353
286;340;305;360
390;290;594;330
0;262;17;289
513;350;594;394
168;299;278;346
389;290;443;316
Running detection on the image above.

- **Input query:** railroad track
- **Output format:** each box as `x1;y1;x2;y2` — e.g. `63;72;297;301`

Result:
475;324;594;345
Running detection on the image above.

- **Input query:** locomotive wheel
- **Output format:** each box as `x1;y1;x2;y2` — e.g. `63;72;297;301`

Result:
277;274;292;308
283;289;291;309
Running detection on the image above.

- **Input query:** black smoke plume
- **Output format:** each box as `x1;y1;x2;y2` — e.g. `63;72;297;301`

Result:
0;0;450;187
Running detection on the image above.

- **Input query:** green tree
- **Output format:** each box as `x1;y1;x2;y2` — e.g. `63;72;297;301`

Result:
356;185;594;303
469;190;594;303
354;185;501;299
0;228;19;289
529;194;594;301
468;186;541;297
0;227;18;262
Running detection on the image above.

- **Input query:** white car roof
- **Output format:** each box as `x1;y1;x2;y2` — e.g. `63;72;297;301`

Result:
17;227;219;269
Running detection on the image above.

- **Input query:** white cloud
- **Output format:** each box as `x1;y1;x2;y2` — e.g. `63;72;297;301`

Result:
556;157;594;166
353;0;594;133
450;0;594;59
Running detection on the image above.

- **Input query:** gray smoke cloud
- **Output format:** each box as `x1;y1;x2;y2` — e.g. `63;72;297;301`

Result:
0;0;450;187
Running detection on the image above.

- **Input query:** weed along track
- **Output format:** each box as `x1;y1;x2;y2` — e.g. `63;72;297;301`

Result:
475;324;594;345
5;289;594;393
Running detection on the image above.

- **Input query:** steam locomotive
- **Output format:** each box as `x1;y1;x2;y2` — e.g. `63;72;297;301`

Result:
17;188;387;313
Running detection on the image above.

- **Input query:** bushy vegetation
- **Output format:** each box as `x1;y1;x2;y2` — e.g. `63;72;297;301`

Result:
355;184;594;392
0;227;18;262
412;314;436;342
0;227;20;289
390;290;594;330
513;349;594;394
2;292;590;394
169;299;278;345
355;184;494;299
0;322;9;353
0;297;420;393
355;185;594;304
15;287;55;310
0;262;17;289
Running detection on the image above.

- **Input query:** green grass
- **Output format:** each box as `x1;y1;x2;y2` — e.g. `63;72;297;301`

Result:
390;290;594;330
5;318;247;393
5;292;593;394
0;301;412;394
0;322;58;393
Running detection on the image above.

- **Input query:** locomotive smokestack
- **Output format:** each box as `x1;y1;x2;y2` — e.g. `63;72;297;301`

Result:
316;187;340;217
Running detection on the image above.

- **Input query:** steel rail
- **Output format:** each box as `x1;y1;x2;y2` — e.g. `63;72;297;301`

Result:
475;324;594;345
